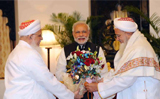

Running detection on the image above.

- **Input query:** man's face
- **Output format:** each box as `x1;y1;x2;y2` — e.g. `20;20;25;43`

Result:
31;29;43;47
114;28;128;44
72;24;90;45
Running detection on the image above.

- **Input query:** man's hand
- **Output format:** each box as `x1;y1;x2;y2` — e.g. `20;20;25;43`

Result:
97;78;103;83
74;89;83;99
84;82;98;92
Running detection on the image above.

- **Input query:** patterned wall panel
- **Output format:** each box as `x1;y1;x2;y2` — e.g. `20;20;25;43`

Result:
0;9;11;78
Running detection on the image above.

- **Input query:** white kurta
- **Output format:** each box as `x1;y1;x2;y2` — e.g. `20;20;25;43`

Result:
4;40;74;99
55;46;108;81
98;30;160;99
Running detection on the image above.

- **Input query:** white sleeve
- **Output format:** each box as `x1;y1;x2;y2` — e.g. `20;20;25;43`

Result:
26;51;74;99
98;47;108;78
55;48;69;81
98;76;137;98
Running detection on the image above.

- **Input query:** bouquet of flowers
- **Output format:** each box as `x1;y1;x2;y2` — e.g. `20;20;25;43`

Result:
63;46;104;96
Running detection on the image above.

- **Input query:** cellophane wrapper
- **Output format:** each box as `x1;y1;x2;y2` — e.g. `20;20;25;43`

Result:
63;74;86;95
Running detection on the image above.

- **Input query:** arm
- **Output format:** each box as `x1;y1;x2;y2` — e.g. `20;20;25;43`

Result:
98;76;137;98
55;48;69;81
98;47;108;77
25;51;75;99
85;76;137;98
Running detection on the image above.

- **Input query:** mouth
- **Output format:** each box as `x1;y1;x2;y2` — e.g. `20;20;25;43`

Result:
78;38;85;41
119;40;122;43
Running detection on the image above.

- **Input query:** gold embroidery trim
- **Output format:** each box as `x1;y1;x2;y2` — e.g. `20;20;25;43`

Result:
115;57;160;75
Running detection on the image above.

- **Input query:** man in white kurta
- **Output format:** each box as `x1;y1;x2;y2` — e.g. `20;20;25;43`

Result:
85;17;160;99
56;21;108;81
4;20;83;99
55;21;108;99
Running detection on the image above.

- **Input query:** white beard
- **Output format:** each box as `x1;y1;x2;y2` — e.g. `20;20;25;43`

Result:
118;42;127;57
30;41;41;54
74;37;89;45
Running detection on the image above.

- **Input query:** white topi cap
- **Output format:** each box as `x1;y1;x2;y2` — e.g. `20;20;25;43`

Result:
18;20;41;36
114;17;138;32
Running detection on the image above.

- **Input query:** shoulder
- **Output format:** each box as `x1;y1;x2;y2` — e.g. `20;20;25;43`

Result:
133;38;153;53
63;42;77;58
87;42;100;49
130;43;156;58
88;42;98;46
16;44;40;61
6;44;41;69
64;42;77;49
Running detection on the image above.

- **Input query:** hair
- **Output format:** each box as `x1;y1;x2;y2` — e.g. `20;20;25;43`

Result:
72;21;90;32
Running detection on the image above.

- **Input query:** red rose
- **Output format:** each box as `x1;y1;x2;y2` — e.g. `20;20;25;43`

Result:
84;58;95;66
84;58;92;66
101;64;104;69
72;51;76;55
72;51;83;56
90;58;95;64
76;51;83;56
96;58;99;60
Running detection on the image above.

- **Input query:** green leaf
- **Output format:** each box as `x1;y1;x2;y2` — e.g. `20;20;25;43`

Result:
67;69;71;73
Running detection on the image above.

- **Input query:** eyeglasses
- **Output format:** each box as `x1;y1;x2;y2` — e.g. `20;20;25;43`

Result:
32;34;42;37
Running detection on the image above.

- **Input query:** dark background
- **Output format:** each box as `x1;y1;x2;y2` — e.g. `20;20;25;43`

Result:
0;0;16;44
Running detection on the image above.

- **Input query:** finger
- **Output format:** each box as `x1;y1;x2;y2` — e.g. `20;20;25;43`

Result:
88;89;93;92
84;82;88;87
77;88;80;92
78;94;83;99
86;88;89;91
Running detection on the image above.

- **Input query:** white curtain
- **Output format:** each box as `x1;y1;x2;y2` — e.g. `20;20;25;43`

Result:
0;9;11;78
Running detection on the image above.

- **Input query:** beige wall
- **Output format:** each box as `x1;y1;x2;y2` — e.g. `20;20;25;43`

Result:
149;0;160;37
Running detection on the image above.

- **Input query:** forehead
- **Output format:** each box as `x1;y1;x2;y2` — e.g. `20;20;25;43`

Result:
34;29;42;35
74;24;88;30
114;28;123;34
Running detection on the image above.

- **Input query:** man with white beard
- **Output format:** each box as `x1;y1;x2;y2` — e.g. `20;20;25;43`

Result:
85;17;160;99
4;20;83;99
55;21;108;99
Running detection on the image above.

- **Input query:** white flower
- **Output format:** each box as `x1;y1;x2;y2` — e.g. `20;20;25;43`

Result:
96;68;100;73
81;50;86;53
73;53;77;59
85;51;90;53
90;64;94;70
66;53;73;60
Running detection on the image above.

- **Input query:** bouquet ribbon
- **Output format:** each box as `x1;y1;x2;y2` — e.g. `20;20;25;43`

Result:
86;78;100;99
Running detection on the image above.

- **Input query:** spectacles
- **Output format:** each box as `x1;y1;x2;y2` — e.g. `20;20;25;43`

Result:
32;34;42;37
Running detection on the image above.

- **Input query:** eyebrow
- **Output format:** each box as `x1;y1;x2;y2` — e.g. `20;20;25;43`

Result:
75;30;87;32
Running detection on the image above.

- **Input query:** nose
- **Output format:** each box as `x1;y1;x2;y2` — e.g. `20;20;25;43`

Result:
79;32;83;36
116;36;119;41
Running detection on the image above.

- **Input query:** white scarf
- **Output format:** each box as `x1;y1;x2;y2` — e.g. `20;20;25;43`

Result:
113;30;160;80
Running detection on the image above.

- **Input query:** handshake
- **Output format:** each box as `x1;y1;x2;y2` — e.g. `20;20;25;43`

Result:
74;78;103;99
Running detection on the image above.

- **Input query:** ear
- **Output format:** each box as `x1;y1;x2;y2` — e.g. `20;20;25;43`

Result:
72;32;74;37
88;30;90;35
